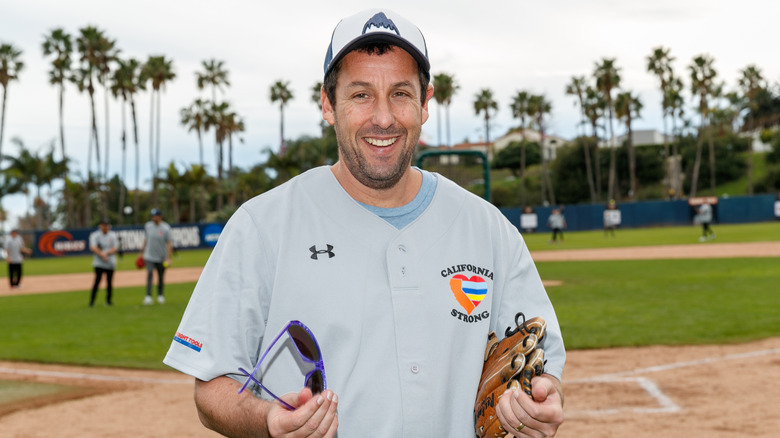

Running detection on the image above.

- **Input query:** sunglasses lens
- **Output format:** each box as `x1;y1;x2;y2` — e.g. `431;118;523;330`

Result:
288;324;320;361
307;370;324;394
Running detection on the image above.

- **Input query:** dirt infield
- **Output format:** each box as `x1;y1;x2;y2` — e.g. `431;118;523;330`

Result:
1;242;778;437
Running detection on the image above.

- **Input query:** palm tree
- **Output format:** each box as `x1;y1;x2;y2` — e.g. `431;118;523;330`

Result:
205;101;230;210
197;59;230;104
583;86;606;202
111;57;143;225
4;139;64;230
95;33;119;180
74;26;106;183
270;80;293;155
41;29;73;162
615;91;643;199
666;74;685;198
433;73;459;147
180;99;208;168
509;90;532;206
565;76;596;203
41;29;75;227
594;58;621;201
473;88;498;157
688;54;718;197
181;163;210;222
140;55;176;206
0;43;24;175
738;64;765;196
528;94;554;206
647;46;675;195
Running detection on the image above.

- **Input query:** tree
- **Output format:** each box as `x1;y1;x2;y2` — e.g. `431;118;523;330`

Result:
615;91;643;199
433;73;459;147
738;64;765;196
509;90;533;206
270;80;294;155
205;101;230;210
0;43;25;186
473;88;498;157
140;55;176;206
594;58;621;201
647;46;675;195
180;99;208;168
4;139;65;230
528;94;555;206
666;74;685;198
197;59;230;104
582;86;606;201
41;29;72;163
74;26;110;184
565;76;597;203
688;54;718;197
111;57;143;225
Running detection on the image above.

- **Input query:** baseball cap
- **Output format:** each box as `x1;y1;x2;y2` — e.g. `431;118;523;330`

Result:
150;208;162;216
324;9;430;79
99;217;110;225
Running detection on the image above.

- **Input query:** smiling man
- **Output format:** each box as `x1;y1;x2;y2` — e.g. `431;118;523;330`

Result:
164;9;564;438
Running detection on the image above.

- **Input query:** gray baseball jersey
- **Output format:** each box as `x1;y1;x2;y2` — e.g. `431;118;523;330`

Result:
89;229;118;269
164;166;565;437
143;221;171;262
5;235;26;263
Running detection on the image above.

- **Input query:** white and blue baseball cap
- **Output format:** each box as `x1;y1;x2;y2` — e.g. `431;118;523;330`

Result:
324;9;430;79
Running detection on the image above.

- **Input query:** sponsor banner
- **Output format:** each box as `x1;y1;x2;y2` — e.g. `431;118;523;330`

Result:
34;223;224;258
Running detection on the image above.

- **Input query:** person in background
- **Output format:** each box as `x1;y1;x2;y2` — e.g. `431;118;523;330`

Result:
5;229;32;289
140;208;173;305
547;208;567;244
89;218;119;306
696;200;716;242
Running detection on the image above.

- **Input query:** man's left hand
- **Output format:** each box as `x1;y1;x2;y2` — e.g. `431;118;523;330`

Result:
495;374;563;437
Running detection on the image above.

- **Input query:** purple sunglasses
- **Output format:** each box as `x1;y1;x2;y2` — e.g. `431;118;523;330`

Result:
238;320;326;410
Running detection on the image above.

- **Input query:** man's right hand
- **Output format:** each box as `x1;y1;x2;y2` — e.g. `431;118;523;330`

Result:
267;387;339;437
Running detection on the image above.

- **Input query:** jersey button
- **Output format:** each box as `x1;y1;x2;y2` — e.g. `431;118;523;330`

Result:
398;244;407;253
411;364;420;373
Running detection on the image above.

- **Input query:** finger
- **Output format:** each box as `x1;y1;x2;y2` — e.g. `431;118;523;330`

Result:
530;376;553;402
299;390;338;437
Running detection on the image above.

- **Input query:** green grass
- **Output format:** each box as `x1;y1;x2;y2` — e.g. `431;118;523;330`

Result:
0;223;778;370
523;222;780;251
539;257;780;349
0;283;195;370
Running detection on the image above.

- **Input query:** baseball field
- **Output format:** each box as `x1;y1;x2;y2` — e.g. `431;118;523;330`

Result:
0;222;778;437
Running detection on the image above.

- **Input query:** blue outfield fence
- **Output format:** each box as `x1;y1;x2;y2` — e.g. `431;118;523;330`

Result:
500;194;780;232
33;223;225;258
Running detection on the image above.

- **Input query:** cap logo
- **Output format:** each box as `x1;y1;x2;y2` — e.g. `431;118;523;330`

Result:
363;12;400;37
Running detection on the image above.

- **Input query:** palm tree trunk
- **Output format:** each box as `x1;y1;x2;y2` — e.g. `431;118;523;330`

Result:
0;87;7;162
130;95;140;225
662;113;670;196
520;137;527;207
582;138;596;203
590;122;602;203
155;91;162;205
690;128;704;198
58;82;73;228
707;123;716;194
446;104;452;147
628;122;637;199
671;113;681;199
747;122;754;195
104;75;110;180
117;98;128;226
149;90;156;206
436;104;442;147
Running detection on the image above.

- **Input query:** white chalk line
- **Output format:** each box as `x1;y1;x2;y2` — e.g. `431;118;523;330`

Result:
0;366;191;385
565;347;780;417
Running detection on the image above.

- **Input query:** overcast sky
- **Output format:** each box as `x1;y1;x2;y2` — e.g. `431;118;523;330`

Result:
1;0;778;227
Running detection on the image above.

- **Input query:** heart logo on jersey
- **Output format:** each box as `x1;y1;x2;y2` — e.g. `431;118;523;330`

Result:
450;274;488;315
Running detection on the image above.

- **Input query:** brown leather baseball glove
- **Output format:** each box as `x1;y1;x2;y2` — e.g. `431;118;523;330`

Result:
474;313;546;438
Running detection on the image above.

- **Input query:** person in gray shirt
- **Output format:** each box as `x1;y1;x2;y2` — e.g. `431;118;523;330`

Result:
89;218;119;306
140;208;173;305
5;229;32;288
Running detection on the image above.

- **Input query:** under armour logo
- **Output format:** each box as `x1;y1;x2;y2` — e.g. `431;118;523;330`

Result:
310;244;335;260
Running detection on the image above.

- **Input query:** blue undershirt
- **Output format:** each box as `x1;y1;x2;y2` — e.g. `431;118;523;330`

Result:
358;169;437;229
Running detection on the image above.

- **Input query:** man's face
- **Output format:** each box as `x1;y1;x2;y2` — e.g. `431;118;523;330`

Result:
100;223;110;233
322;47;433;190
